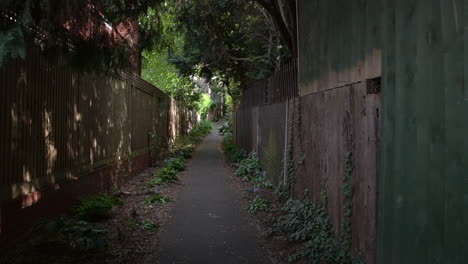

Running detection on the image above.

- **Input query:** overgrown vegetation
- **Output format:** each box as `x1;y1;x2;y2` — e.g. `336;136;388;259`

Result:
144;194;173;204
73;194;123;222
28;119;212;257
32;194;123;252
248;197;270;213
147;120;212;187
220;117;359;263
220;118;245;164
235;152;273;189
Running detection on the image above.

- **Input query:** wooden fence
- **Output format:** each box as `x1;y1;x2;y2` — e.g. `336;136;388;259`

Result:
0;44;198;239
233;58;380;263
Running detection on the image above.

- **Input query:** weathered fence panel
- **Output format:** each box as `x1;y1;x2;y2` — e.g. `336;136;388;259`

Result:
0;44;196;239
292;83;380;263
378;1;468;263
257;102;287;186
267;60;298;104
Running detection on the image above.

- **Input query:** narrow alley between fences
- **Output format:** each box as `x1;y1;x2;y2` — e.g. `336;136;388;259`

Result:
145;123;271;264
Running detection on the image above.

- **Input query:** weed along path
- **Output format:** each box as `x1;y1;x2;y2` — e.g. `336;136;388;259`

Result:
146;124;271;264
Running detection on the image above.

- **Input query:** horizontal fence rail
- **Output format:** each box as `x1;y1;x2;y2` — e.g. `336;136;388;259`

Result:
238;59;298;109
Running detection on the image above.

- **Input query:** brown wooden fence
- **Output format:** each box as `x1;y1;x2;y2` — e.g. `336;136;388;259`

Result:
233;57;380;263
238;59;298;110
0;44;198;239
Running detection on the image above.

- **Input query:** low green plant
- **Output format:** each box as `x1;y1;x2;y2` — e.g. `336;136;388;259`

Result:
276;198;349;264
156;167;178;180
248;197;270;213
73;194;122;222
33;217;107;251
147;177;164;187
177;144;195;158
144;194;173;204
235;152;263;180
218;119;232;136
138;220;160;231
165;157;186;171
221;132;244;163
253;175;274;189
62;220;107;251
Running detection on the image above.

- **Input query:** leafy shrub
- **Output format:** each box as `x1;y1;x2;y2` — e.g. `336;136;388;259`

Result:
177;144;195;158
148;166;179;187
144;194;173;204
235;152;263;180
73;194;122;222
252;175;274;189
62;220;107;251
218;119;232;136
234;152;274;189
165;157;186;171
33;217;107;251
138;220;160;231
248;197;270;213
221;132;244;163
276;199;346;264
156;167;178;182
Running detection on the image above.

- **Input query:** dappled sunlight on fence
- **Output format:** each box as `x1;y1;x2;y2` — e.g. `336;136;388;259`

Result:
0;44;198;239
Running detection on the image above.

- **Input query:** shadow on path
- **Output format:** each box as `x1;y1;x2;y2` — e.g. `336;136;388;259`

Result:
145;123;271;264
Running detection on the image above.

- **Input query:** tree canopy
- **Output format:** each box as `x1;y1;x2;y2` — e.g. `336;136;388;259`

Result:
168;0;295;93
1;0;297;101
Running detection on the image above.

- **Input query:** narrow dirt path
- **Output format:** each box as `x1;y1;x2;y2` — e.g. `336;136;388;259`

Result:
145;124;271;264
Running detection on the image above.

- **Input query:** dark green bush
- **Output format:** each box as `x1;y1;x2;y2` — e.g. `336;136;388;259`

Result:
33;217;107;251
276;199;348;264
248;196;270;213
235;152;263;180
165;157;186;171
218;119;232;136
144;194;173;204
73;194;122;222
221;132;244;163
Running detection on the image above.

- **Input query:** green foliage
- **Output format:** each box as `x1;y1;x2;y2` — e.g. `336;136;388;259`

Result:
340;152;354;260
170;0;290;97
33;217;107;252
73;194;122;222
1;0;166;72
144;194;172;204
218;119;232;136
221;132;244;163
61;220;107;251
0;25;26;66
138;220;160;231
148;167;178;186
165;157;186;171
248;196;270;213
142;48;202;109
174;142;195;159
274;153;357;264
235;152;262;179
149;132;163;166
276;199;344;264
235;152;273;189
191;120;213;138
198;93;214;119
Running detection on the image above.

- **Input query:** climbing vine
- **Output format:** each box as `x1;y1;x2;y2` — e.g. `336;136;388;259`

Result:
277;98;303;199
339;152;354;260
275;151;362;264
